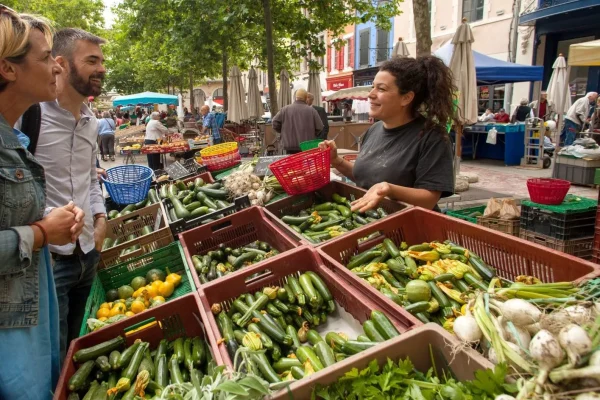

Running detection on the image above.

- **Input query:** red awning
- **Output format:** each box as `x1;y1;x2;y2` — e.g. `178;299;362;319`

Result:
212;98;224;106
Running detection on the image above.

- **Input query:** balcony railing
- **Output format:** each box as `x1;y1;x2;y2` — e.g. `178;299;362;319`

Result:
539;0;578;8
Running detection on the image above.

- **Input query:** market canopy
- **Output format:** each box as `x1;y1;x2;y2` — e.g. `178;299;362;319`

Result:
435;43;544;85
112;91;179;106
568;40;600;66
325;86;371;101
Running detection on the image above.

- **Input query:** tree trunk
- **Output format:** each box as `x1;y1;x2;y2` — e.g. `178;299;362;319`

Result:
189;70;195;112
222;47;229;112
263;0;278;116
413;0;432;57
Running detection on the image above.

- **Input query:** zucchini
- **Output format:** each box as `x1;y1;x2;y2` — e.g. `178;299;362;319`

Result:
380;287;404;306
341;340;378;355
415;312;431;324
376;207;388;218
314;202;333;211
273;357;302;373
101;237;114;251
232;252;258;269
109;350;120;370
266;303;283;317
357;335;371;342
196;187;229;199
155;354;168;388
185;201;202;212
192;337;206;367
469;256;496;281
306;271;334;312
453;278;471;292
73;336;125;363
296;346;324;371
95;355;111;372
335;204;351;218
122;204;136;213
314;341;336;367
287;276;306;305
272;299;290;313
433;273;456;283
81;381;98;400
383;239;400;258
183;338;194;371
91;382;108;400
169;354;185;385
270;342;282;362
380;270;404;289
309;218;342;232
290;366;305;380
194;177;205;188
148;188;159;204
215;200;230;209
107;371;118;390
173;337;185;364
68;360;95;391
247;323;274;350
363;320;386;342
404;301;431;314
428;280;451;308
299;273;322;308
218;312;240;358
121;342;148;380
307;329;324;345
325;332;347;351
138;356;155;380
107;209;119;219
251;353;281;383
282;283;296;304
159;184;168;199
463;273;488;291
154;339;168;372
169;195;191;220
347;250;382;269
286;324;301;349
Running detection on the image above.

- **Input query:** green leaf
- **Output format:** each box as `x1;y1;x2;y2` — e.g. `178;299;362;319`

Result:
214;381;249;396
238;376;269;395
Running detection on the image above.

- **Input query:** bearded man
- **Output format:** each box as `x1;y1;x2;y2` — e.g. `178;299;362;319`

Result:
35;28;108;362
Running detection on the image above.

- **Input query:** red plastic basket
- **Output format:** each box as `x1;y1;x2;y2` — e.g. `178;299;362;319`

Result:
269;148;331;195
527;178;570;205
54;293;222;400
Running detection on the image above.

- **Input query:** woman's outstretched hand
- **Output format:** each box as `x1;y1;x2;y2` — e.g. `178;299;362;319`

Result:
350;182;390;213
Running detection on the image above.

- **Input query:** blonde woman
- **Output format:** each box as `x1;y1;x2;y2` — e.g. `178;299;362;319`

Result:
0;6;85;398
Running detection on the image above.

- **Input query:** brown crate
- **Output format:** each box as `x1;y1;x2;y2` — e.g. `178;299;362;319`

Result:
477;216;520;236
519;229;593;259
179;206;300;288
99;202;174;269
263;180;410;246
198;246;417;370
271;323;492;400
55;293;222;400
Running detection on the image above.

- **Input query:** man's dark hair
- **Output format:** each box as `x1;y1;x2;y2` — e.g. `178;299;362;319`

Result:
52;28;105;59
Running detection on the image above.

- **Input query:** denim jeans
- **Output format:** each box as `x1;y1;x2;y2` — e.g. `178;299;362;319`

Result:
560;119;581;146
52;248;99;362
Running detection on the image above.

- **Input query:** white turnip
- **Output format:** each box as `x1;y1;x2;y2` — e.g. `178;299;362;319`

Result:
558;324;592;366
529;330;565;388
501;298;541;327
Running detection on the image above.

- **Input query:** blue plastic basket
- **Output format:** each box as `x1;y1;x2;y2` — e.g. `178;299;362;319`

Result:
103;165;153;204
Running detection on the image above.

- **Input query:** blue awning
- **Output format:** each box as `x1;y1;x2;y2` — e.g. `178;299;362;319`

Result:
113;91;179;106
435;44;544;85
519;0;600;26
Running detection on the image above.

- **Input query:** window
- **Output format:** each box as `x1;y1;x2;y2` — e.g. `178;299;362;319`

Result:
359;29;370;68
213;88;223;98
376;29;389;63
344;40;350;68
462;0;484;22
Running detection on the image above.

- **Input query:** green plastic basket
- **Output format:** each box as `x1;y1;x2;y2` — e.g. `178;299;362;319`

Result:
79;242;195;337
299;139;323;151
521;194;597;214
446;205;486;224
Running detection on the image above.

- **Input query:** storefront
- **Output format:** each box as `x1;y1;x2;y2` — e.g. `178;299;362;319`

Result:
326;73;353;91
353;67;378;87
478;85;506;114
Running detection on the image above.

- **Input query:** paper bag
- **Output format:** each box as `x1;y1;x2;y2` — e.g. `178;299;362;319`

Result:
483;198;502;218
486;127;497;145
499;199;520;220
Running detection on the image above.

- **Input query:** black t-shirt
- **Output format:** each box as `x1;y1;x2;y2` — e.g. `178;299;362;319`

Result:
353;116;454;208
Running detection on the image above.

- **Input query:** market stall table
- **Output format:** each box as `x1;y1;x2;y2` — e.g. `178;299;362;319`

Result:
461;123;525;165
141;142;190;168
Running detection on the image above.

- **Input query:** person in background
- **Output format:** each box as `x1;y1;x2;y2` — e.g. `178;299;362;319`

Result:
122;111;130;124
562;92;599;145
0;9;85;397
478;108;495;122
511;98;534;123
537;91;549;120
145;111;169;169
342;102;354;122
331;102;341;116
199;105;221;144
272;88;323;154
591;98;600;131
35;27;108;362
307;92;329;140
494;108;510;123
115;111;123;126
135;107;142;125
97;111;116;161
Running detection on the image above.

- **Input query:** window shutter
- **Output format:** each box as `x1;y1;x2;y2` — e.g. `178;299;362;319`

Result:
327;46;332;72
338;44;344;70
359;30;369;67
348;38;354;68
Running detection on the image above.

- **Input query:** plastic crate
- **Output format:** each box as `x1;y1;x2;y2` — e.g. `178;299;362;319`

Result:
520;204;596;240
198;246;417;370
270;323;492;400
263;180;410;247
79;242;196;337
100;202;174;269
446;205;486;224
316;208;600;319
477;216;520;236
163;195;251;235
552;162;598;185
519;229;593;260
155;171;215;194
299;139;324;151
57;293;222;400
179;206;300;288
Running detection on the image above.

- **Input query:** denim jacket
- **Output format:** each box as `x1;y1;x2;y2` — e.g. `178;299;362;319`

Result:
0;114;47;328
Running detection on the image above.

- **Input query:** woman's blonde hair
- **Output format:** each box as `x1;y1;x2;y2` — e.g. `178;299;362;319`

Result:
0;6;53;91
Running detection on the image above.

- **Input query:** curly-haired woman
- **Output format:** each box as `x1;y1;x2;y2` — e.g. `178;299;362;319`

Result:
320;56;456;211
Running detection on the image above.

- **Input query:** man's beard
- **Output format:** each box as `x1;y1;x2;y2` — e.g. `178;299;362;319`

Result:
69;62;104;97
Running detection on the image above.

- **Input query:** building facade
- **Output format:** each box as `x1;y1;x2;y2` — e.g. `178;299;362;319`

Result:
326;24;355;92
354;14;394;87
517;0;600;105
289;32;328;104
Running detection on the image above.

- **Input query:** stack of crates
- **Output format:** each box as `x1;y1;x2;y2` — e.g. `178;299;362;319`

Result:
519;194;597;260
593;188;600;263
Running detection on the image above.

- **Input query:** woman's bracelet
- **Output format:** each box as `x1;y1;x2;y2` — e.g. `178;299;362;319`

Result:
31;222;48;247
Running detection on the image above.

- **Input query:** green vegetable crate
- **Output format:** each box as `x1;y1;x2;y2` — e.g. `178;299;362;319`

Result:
273;323;491;399
100;201;174;269
179;206;299;288
263;180;410;247
198;246;417;372
79;242;196;337
57;293;222;400
316;207;600;328
445;205;486;224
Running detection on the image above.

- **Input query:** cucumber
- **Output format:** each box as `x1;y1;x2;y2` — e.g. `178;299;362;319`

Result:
371;310;400;340
273;357;302;373
307;329;324;345
196;187;229;199
73;336;125;363
251;353;281;383
169;195;191;220
296;346;324;371
314;341;336;367
363;320;386;342
68;360;95;391
341;340;379;355
95;355;111;372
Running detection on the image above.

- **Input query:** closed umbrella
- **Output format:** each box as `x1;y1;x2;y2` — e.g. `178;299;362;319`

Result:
307;68;322;107
278;69;291;110
247;67;263;119
228;65;249;123
449;18;477;176
193;89;205;110
392;37;410;58
546;54;571;151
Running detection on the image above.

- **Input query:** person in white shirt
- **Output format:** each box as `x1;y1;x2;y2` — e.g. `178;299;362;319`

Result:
562;92;598;145
144;111;169;170
478;108;495;122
